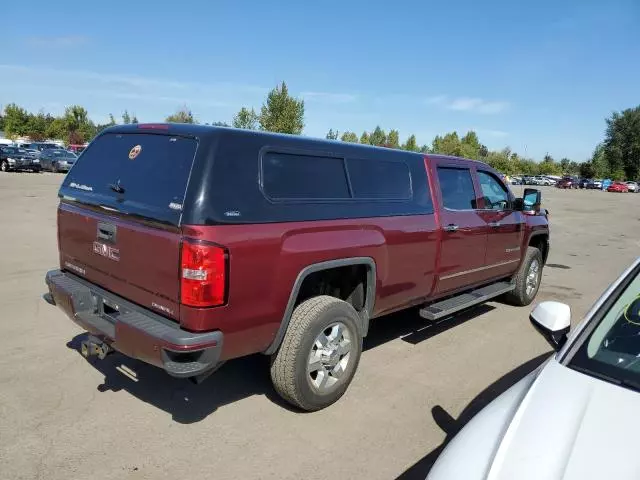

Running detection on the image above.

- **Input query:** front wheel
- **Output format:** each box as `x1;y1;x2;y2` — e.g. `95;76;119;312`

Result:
0;160;9;172
503;246;543;306
270;296;363;411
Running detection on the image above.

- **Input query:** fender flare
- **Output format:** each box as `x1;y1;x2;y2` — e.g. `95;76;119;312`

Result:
263;257;377;355
527;231;550;263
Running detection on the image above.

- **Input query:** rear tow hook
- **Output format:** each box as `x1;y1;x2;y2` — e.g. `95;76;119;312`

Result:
80;336;112;360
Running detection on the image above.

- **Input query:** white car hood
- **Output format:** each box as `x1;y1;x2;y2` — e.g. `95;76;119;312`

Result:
429;359;640;480
487;359;640;479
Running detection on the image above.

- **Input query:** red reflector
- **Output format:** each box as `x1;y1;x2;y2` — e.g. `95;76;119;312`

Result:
137;123;170;130
180;241;226;307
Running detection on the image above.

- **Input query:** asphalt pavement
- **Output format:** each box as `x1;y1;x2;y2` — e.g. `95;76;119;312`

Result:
1;173;638;479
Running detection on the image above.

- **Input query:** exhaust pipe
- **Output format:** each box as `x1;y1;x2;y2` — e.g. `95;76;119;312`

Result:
80;336;112;360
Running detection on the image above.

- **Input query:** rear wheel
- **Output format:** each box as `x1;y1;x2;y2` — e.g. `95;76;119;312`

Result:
270;296;363;411
52;162;59;173
504;246;543;306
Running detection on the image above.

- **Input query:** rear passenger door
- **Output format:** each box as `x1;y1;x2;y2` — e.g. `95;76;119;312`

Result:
434;165;489;294
475;170;524;278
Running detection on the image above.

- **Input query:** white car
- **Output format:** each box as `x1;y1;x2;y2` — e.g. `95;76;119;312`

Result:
428;258;640;480
625;181;638;192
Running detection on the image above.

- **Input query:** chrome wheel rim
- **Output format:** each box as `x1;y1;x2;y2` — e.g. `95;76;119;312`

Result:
526;259;540;297
307;322;352;393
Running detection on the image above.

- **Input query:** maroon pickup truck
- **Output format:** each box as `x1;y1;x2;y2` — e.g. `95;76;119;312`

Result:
45;124;549;411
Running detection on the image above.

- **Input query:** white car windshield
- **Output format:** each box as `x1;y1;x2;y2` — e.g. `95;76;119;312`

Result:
569;266;640;388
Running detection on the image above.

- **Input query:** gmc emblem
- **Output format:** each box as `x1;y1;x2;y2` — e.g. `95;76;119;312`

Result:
93;241;120;261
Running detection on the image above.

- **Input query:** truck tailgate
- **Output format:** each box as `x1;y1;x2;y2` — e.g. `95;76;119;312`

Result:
58;203;182;320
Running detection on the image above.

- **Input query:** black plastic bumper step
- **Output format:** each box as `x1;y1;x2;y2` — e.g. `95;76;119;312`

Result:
419;281;515;321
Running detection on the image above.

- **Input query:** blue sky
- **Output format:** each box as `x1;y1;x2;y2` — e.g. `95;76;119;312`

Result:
1;0;638;160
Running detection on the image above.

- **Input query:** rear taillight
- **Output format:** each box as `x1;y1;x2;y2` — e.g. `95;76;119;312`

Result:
180;240;227;307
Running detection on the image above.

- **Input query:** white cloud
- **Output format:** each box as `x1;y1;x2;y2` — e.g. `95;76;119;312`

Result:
479;129;509;138
425;94;510;114
301;91;357;104
26;35;89;48
425;95;447;105
0;64;268;110
447;97;509;114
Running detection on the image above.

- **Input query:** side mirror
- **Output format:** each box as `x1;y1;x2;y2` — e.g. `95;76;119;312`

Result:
522;188;542;213
530;301;571;351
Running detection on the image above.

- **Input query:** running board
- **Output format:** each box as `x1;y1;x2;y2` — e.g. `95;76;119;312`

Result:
419;281;515;321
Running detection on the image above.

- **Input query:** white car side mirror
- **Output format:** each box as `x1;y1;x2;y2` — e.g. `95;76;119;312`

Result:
530;301;571;351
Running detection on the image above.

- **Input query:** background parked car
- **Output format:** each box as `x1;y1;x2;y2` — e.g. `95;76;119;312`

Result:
68;144;87;154
0;146;41;172
601;179;613;190
578;178;591;189
510;176;523;185
587;179;603;189
27;142;63;155
556;176;578;189
608;181;629;193
39;149;78;173
624;181;638;192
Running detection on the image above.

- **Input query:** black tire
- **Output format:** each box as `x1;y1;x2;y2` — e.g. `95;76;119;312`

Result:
270;295;363;411
503;246;543;306
0;160;9;172
52;162;59;173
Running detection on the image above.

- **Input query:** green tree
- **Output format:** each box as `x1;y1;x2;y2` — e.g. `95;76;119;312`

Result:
232;107;258;129
25;112;48;141
460;130;481;159
486;148;514;174
131;114;138;124
211;121;229;127
3;103;30;137
590;143;609;178
63;105;96;143
109;114;117;125
559;157;570;173
259;81;304;134
369;126;387;146
46;118;66;139
603;106;640;181
432;132;462;156
420;144;430;153
387;129;400;148
122;110;131;124
340;131;358;143
579;161;596;179
360;131;370;144
538;154;561;175
326;129;339;140
402;134;419;152
479;144;489;158
166;106;196;124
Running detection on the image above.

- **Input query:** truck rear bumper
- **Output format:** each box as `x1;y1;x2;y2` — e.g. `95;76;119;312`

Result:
45;269;223;378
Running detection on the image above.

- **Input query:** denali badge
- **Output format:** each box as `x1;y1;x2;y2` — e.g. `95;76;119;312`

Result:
93;241;120;261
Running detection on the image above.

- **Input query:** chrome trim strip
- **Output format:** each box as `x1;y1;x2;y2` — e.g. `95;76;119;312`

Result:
440;258;520;280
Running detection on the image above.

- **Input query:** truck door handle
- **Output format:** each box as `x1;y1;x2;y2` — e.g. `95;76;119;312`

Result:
488;222;501;228
444;224;459;232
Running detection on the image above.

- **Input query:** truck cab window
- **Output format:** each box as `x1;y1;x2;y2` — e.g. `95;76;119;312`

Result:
437;167;477;210
478;171;509;210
